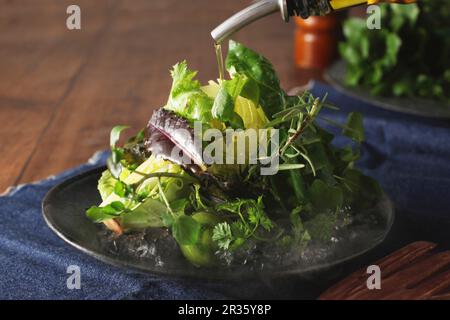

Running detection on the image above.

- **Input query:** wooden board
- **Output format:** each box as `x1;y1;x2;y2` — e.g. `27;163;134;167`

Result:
319;241;450;300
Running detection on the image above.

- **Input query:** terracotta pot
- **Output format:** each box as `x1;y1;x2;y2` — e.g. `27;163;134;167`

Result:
294;14;341;69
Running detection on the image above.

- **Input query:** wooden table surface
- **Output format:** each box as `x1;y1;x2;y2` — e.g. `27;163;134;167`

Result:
0;0;322;192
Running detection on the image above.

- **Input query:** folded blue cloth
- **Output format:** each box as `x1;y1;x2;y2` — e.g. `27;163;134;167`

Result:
1;81;449;299
0;152;226;299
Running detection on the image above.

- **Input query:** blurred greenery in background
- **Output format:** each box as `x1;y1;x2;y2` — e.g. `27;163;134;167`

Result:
339;0;450;103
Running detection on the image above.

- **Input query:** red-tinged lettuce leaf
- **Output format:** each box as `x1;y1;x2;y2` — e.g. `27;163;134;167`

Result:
144;108;205;173
144;109;271;201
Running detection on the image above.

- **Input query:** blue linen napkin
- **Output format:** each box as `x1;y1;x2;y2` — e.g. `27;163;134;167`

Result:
0;151;226;300
1;81;449;299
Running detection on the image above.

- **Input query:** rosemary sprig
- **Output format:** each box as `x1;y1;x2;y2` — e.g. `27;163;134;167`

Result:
279;97;321;156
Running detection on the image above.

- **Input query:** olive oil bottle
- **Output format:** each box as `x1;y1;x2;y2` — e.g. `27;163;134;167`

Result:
211;0;417;44
289;0;416;19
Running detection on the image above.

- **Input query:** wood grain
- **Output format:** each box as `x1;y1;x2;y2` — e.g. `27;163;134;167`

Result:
0;0;322;192
319;242;450;300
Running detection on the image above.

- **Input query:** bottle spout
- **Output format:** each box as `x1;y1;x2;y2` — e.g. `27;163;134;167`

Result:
211;0;289;44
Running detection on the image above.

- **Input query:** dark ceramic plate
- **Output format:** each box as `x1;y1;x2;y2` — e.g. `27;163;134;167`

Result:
325;60;450;119
42;166;394;281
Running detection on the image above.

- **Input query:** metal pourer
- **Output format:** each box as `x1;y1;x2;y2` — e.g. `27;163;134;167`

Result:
211;0;286;44
211;0;330;44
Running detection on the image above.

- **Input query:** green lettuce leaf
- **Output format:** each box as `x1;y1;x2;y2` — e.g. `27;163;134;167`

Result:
119;198;167;229
224;73;259;105
172;215;201;245
165;61;213;123
202;81;268;129
226;40;285;118
98;170;117;201
86;201;125;223
211;81;244;129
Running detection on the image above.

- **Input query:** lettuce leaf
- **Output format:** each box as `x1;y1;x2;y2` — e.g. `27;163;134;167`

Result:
145;108;206;172
211;82;244;129
99;155;188;207
91;155;192;229
165;61;213;124
226;40;285;118
202;81;267;129
98;170;117;201
119;198;167;229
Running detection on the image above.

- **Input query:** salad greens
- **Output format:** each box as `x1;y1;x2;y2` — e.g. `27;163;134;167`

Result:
225;40;284;118
165;61;214;124
86;41;381;267
339;1;450;103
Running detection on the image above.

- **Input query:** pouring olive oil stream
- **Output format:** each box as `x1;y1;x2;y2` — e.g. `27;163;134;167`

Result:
214;43;224;81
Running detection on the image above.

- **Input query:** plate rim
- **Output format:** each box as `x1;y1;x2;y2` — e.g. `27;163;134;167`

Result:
42;166;396;280
325;60;450;120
